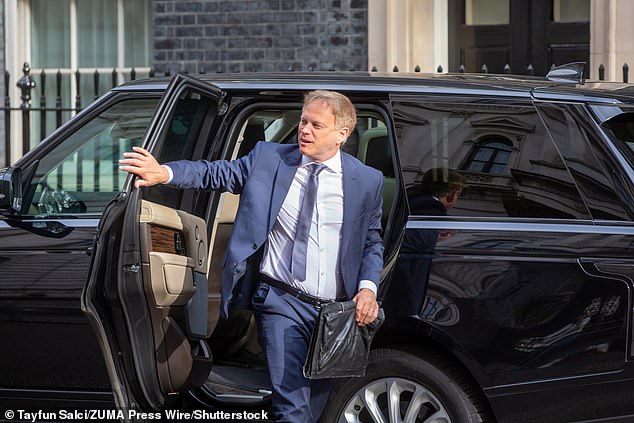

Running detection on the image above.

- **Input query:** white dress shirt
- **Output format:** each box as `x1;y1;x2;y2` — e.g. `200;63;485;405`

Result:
260;150;377;300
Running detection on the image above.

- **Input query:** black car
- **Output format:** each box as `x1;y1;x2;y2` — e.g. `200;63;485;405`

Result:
2;66;634;422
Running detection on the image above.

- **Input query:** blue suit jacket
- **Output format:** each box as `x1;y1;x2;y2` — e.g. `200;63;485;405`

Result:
166;142;384;318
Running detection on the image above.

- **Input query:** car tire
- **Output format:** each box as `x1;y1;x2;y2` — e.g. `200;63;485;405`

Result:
320;347;492;423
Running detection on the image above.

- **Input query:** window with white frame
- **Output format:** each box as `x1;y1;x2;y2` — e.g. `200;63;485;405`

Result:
8;0;152;153
553;0;589;22
465;0;509;25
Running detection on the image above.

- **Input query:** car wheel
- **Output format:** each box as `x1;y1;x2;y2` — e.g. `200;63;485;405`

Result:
321;347;491;423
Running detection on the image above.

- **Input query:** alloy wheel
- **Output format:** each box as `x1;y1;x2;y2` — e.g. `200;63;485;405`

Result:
338;377;451;423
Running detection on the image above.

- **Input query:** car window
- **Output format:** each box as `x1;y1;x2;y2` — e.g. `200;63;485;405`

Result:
392;99;592;219
143;90;220;212
24;97;160;216
598;109;634;167
539;103;631;221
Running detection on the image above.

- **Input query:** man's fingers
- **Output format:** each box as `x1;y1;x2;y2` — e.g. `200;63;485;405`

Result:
362;306;378;326
119;165;140;175
353;294;378;326
121;152;148;161
120;147;155;167
132;146;151;156
119;164;149;175
119;158;144;167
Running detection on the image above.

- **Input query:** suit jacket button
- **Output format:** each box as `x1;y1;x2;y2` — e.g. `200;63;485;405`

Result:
232;263;237;269
252;243;257;250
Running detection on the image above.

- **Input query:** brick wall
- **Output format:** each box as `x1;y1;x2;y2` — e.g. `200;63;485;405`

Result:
152;0;368;74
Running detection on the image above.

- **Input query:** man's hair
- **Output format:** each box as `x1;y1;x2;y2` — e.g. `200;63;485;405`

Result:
421;168;466;197
303;90;357;133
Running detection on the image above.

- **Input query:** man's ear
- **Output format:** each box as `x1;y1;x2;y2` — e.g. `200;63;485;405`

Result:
446;190;459;206
337;127;350;144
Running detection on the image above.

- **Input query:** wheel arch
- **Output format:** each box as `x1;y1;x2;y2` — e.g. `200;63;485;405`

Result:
323;323;498;422
372;316;495;411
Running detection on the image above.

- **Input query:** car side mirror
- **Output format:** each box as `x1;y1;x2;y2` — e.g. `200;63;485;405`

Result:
0;167;23;214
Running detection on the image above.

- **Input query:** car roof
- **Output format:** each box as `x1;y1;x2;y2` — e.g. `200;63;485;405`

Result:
113;72;634;104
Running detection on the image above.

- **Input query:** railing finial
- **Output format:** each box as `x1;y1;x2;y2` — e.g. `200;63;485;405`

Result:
17;62;36;109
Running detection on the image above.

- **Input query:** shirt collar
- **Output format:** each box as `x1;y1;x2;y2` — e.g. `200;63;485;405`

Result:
300;150;342;174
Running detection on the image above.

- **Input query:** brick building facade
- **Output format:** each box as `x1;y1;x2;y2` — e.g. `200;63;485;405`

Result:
152;0;369;74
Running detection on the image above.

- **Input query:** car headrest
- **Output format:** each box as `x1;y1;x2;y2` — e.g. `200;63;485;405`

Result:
238;118;266;158
358;127;394;177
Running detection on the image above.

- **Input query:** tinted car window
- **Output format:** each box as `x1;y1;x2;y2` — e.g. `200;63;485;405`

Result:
144;90;220;212
602;113;634;152
392;99;591;219
538;103;632;221
24;97;159;216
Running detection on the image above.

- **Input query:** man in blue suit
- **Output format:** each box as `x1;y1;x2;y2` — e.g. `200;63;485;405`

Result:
120;90;384;422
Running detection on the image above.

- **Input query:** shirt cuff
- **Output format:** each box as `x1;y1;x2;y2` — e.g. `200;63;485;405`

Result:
162;165;174;184
358;280;377;296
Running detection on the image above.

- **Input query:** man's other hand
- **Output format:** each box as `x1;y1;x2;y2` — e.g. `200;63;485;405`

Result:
352;288;379;326
119;146;169;188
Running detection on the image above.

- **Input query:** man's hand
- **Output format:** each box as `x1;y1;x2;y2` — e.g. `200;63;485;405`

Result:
119;146;170;188
352;288;379;327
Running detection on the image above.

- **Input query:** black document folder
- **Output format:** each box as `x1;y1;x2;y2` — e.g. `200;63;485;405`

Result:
304;300;385;379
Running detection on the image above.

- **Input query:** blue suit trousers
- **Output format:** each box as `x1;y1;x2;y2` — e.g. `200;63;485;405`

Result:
251;282;333;422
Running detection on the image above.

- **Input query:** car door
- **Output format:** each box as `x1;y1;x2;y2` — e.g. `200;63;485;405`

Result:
81;73;226;415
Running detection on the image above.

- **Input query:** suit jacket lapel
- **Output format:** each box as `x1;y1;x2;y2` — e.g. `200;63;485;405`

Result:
269;147;301;229
341;152;360;257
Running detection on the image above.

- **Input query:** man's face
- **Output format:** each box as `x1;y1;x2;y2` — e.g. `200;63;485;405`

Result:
298;100;349;162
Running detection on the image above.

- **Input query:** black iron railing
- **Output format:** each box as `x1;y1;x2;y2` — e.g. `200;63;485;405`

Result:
2;63;156;166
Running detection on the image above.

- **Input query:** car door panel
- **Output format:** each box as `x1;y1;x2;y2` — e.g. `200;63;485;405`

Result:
140;201;208;308
148;253;194;306
138;200;211;393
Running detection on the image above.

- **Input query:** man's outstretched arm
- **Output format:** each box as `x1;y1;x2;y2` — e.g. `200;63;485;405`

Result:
120;143;258;193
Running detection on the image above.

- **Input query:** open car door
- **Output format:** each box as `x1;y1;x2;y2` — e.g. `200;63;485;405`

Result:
81;73;226;416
